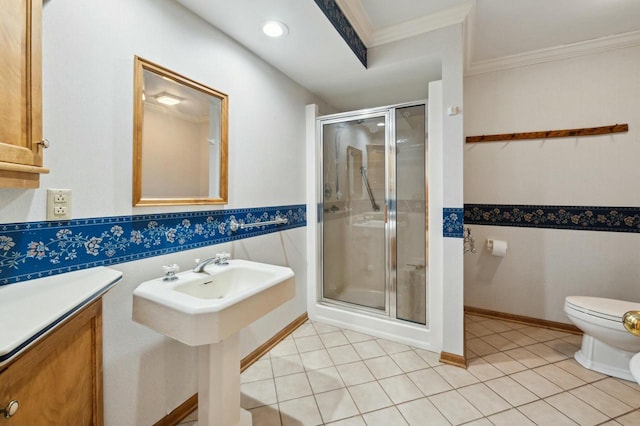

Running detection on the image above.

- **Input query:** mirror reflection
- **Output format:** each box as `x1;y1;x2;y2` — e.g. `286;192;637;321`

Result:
133;56;228;206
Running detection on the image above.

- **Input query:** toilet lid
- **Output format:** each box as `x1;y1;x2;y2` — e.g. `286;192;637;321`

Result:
566;296;640;321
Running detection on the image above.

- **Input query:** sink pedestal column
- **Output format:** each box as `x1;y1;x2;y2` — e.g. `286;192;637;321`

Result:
198;332;251;426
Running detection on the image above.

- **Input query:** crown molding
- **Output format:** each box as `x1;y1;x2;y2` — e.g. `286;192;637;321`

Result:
335;0;472;48
371;1;473;47
466;29;640;76
334;0;373;47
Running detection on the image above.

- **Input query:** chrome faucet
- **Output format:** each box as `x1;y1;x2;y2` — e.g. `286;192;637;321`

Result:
193;252;230;273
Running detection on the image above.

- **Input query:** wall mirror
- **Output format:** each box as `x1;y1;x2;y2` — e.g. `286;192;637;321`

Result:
132;56;228;206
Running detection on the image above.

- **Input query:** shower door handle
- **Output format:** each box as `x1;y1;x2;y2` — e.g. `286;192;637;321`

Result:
384;204;388;223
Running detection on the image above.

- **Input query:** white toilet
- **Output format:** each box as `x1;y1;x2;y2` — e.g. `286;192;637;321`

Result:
564;296;640;382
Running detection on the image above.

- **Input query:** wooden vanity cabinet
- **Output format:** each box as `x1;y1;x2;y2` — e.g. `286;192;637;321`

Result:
0;299;103;425
0;0;48;188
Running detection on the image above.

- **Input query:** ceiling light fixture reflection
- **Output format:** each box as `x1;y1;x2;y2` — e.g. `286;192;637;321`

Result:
262;21;289;38
154;92;183;106
377;122;385;127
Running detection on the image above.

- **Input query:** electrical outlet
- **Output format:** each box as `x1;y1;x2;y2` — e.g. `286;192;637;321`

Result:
47;188;72;221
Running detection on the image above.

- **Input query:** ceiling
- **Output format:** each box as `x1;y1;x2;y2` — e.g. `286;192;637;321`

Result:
177;0;640;112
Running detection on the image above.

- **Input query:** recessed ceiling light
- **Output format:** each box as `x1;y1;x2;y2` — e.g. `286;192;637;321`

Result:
154;92;183;106
262;21;288;38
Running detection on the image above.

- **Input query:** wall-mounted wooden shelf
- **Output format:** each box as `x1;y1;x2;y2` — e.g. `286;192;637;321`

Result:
466;124;628;143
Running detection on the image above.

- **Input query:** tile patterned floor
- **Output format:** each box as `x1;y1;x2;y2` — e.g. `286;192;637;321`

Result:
185;314;640;425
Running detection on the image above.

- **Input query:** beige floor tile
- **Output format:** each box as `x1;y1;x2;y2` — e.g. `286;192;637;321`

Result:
429;390;484;425
554;358;607;383
407;368;453;396
241;378;278;409
336;361;375;386
533;363;586;390
546;392;609;425
347;381;393;413
463;418;494;426
362;406;409;426
377;338;411;354
546;338;580;357
562;333;584;346
315;388;360;424
488;408;536;426
390;350;430;372
483;352;528;374
320;331;350;348
499;329;537;347
279;395;323;426
352;340;386;359
485;376;537;406
364;355;403;379
293;323;318;338
325;415;366;425
327;345;361;365
518;400;578;425
270;339;299;357
503;347;548;368
616;410;640;426
378;374;424;404
593;378;640;408
434;364;480;388
397;397;450;426
300;349;334;371
599;421;623;426
482;333;519;351
458;383;511;417
271;354;305;377
413;348;442;366
466;322;495;337
480;319;515;333
295;335;324;353
570;384;633;418
249;404;282;426
466;337;500;356
467;356;505;381
342;329;374;343
524;342;569;363
241;358;273;384
274;372;313;402
510;369;563;398
616;377;640;392
307;366;345;394
313;323;341;334
518;326;557;342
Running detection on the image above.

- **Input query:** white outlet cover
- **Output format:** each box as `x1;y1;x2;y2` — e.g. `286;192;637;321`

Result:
46;188;72;221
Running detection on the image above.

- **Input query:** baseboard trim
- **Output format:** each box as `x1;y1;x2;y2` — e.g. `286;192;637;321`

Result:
153;312;309;426
465;306;582;334
439;351;467;368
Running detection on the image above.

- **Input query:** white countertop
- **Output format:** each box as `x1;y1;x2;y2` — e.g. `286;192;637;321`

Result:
0;266;123;366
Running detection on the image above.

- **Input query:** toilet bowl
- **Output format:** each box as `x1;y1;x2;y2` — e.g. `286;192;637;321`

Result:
564;296;640;382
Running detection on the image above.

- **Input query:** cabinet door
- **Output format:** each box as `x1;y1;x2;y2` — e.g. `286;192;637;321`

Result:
0;0;47;187
0;301;103;426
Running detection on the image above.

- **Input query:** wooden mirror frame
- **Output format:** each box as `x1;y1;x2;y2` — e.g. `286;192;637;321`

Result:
132;56;228;206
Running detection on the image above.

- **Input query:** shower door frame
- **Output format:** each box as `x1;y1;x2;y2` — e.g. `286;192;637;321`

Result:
317;100;426;324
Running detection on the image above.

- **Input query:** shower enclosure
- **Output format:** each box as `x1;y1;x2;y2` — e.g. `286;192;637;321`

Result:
319;102;428;326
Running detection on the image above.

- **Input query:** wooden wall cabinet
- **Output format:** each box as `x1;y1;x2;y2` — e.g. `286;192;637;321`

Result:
0;0;49;188
0;300;103;425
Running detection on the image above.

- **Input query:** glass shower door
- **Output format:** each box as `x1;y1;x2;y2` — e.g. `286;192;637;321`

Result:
322;114;388;311
395;105;427;325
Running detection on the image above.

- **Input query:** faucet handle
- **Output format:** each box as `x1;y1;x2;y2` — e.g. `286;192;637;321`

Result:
216;252;231;264
162;264;180;281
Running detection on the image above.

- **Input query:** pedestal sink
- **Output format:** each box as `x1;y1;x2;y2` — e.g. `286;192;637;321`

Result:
132;259;295;426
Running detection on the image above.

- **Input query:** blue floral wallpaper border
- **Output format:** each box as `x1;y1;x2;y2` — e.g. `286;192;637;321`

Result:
464;204;640;233
313;0;368;68
443;207;464;238
0;205;306;286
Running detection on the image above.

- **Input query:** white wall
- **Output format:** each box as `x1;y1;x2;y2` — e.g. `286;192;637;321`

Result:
464;45;640;323
0;1;330;424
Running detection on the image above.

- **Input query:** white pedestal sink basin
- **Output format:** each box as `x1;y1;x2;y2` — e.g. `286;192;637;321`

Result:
133;259;295;426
